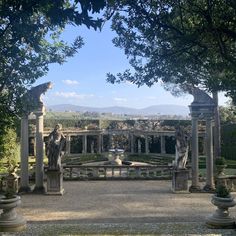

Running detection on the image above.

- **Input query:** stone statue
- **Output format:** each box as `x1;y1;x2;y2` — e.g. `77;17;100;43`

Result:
46;124;66;170
22;82;52;113
184;85;214;105
175;126;189;169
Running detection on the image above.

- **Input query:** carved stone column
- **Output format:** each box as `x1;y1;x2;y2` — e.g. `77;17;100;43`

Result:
145;135;149;154
33;107;45;193
98;134;102;154
189;114;201;192
160;135;166;154
66;135;71;155
138;139;142;154
19;114;31;193
130;133;134;154
203;114;215;192
83;135;87;154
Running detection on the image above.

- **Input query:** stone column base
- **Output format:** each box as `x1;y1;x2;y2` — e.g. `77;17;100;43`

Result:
18;186;31;194
46;169;64;195
32;186;46;194
172;169;189;193
189;185;202;193
203;184;215;193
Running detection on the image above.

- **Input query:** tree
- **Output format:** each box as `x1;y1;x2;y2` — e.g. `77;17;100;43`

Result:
107;0;236;99
0;128;19;174
0;0;109;134
220;102;236;124
106;0;236;159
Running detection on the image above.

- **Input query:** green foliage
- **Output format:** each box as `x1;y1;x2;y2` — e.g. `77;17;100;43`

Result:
125;154;174;165
221;124;236;160
215;157;226;166
160;120;191;127
215;185;230;198
107;1;236;101
0;0;108;133
220;103;236;124
0;128;19;174
63;154;107;165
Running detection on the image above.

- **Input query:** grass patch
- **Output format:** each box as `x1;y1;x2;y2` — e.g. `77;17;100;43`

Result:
198;156;236;169
124;154;174;165
62;154;108;165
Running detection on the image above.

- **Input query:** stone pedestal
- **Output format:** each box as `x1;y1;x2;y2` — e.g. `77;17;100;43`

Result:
0;196;26;232
172;169;189;193
46;169;64;195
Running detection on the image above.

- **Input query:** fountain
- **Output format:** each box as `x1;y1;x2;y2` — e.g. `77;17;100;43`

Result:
108;148;124;165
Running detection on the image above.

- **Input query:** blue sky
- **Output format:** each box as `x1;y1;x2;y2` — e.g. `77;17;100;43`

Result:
36;22;229;109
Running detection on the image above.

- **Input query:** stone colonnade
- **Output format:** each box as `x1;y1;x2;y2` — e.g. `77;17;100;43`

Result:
29;129;207;157
55;131;171;155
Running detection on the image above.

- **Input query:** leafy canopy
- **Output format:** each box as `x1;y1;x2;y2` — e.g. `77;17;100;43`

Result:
0;0;109;131
107;0;236;100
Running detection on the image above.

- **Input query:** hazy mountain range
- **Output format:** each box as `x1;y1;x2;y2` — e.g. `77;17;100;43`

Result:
47;104;190;116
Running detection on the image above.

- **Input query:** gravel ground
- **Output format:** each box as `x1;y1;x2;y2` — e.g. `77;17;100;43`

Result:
1;180;236;235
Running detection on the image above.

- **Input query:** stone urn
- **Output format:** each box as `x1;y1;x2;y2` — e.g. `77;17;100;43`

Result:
0;195;26;232
215;157;227;177
206;194;236;228
216;164;227;177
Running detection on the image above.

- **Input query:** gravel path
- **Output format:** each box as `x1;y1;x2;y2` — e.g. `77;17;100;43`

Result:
2;180;236;235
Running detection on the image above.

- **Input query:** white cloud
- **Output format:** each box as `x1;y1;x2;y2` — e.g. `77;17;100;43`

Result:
114;97;127;102
54;92;94;99
62;80;79;85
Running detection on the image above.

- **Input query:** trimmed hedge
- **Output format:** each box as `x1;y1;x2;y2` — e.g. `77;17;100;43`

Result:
221;124;236;160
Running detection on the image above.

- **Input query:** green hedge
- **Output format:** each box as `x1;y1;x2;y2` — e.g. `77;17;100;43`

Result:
221;124;236;160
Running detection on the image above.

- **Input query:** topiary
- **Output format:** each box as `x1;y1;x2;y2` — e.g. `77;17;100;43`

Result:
215;185;230;198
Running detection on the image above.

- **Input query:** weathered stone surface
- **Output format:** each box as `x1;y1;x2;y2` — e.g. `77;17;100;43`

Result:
206;195;236;229
0;196;26;232
172;169;189;193
46;169;64;195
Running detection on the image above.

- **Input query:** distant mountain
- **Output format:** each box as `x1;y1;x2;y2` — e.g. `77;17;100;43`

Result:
47;104;189;116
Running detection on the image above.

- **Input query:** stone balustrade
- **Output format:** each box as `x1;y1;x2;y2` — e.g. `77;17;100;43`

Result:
216;175;236;192
62;164;174;180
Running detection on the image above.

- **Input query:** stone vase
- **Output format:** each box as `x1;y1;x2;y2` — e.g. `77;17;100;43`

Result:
0;195;26;232
206;194;236;228
216;164;227;177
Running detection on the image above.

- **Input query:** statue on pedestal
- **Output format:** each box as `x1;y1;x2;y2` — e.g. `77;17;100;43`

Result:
172;126;190;193
175;126;189;169
46;124;66;170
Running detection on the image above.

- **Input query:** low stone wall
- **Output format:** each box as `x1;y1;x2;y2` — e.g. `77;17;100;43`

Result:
216;175;236;192
63;164;174;180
